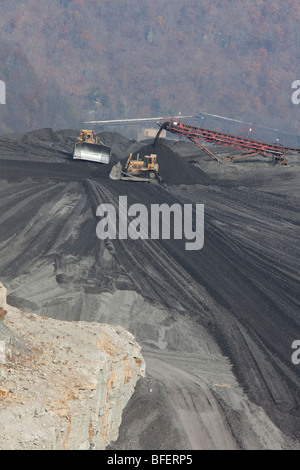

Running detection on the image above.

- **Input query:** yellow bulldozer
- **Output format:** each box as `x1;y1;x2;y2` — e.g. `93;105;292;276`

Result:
109;152;162;182
72;129;111;164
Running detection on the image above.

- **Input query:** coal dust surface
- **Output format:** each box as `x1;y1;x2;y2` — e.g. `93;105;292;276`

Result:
0;129;300;450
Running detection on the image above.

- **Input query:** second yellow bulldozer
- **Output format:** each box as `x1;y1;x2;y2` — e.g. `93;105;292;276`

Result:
109;152;162;182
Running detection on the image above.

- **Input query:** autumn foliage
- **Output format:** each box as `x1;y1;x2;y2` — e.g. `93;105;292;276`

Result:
0;0;300;139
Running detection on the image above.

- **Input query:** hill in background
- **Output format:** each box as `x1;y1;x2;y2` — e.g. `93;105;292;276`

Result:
1;0;300;141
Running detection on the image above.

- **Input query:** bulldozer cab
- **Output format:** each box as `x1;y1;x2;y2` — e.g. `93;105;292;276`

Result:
146;154;157;163
144;154;158;169
79;130;98;143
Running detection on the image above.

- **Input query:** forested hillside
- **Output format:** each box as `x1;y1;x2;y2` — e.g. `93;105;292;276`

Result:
1;0;300;139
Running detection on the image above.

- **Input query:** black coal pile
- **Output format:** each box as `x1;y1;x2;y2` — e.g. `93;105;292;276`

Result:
0;128;78;162
121;141;210;185
1;126;300;449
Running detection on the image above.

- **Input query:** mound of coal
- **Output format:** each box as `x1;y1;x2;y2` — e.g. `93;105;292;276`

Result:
126;141;209;185
0;128;79;163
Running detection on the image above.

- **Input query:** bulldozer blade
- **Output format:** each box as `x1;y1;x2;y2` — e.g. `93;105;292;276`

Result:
109;162;123;180
73;142;111;164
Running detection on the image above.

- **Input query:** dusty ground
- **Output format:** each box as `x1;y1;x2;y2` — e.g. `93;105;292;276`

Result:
0;128;299;449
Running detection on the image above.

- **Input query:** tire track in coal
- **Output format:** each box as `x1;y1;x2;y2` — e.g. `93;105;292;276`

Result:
0;179;91;275
82;177;300;436
83;178;212;317
164;183;300;437
82;175;300;438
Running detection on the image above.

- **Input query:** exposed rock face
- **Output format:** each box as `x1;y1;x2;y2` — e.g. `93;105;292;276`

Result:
0;282;145;450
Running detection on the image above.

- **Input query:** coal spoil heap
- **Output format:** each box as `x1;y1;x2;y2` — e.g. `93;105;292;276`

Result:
0;127;300;449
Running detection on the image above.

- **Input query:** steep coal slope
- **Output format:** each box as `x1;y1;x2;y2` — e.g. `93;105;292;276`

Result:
167;183;300;434
0;129;300;447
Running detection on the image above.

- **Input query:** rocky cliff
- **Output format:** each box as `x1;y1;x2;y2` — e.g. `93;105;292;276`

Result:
0;282;145;450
